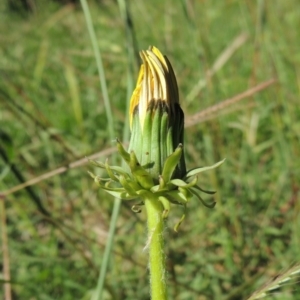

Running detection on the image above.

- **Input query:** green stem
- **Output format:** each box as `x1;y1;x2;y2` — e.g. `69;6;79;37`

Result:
144;197;168;300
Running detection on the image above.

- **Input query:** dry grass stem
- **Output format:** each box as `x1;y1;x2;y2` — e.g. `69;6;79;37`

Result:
185;79;276;127
0;200;12;300
186;32;249;103
0;146;117;197
247;263;300;300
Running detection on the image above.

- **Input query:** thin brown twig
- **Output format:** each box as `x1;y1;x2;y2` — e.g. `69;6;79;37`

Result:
185;78;276;128
0;200;12;300
0;146;116;197
186;32;249;103
0;79;276;197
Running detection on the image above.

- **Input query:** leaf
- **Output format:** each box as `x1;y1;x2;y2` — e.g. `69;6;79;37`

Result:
189;188;216;208
131;202;144;213
105;159;118;181
116;138;130;164
167;189;189;205
169;177;198;188
158;196;171;218
130;151;154;189
88;159;106;169
161;144;183;182
192;185;216;195
184;158;226;179
174;207;186;232
117;176;136;195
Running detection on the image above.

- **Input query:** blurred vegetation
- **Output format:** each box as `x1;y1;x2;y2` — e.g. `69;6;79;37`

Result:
0;0;299;299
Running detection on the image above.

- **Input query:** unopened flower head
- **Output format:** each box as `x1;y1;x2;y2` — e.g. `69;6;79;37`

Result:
128;46;185;178
89;46;225;231
129;46;179;132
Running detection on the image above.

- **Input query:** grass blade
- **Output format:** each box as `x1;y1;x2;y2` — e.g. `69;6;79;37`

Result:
79;1;117;299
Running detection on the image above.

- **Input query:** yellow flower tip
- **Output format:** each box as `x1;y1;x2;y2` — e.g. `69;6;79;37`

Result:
129;46;179;131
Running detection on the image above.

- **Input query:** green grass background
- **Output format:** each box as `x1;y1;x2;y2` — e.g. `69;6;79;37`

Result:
0;0;299;299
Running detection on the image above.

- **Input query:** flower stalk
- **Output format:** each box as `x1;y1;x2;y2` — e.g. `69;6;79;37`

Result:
145;195;168;300
89;46;225;299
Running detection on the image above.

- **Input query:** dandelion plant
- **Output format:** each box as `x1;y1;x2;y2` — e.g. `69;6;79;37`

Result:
89;46;224;299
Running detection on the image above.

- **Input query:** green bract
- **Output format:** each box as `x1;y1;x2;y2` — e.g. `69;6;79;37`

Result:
89;139;225;231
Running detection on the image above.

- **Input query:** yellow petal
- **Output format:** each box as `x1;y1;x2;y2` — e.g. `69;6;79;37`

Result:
129;46;179;132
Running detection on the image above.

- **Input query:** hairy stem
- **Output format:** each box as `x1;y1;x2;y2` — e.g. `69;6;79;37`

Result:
145;197;168;300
